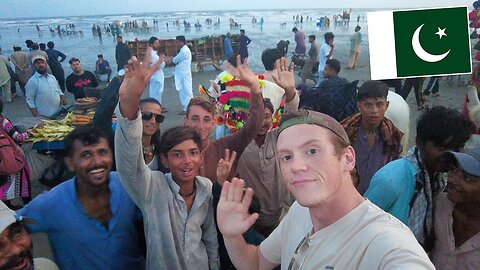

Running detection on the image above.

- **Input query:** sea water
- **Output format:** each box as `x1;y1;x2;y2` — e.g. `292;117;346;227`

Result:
0;9;372;77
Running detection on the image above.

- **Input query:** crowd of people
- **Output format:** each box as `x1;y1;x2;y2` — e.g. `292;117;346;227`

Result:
0;18;478;270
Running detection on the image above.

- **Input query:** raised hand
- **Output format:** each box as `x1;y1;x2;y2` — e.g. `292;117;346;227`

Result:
271;57;296;94
223;55;261;94
119;47;161;119
216;149;238;186
217;178;259;239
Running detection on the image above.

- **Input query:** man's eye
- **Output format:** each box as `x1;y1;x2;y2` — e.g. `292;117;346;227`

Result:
307;149;318;155
281;155;291;162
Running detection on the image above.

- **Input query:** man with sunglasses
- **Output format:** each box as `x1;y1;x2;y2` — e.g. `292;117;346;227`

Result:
430;148;480;270
365;106;471;250
216;109;434;269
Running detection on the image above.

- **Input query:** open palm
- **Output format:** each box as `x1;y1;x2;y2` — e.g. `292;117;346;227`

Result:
217;178;259;239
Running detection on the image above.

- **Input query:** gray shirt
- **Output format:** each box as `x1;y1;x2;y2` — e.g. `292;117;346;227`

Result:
115;108;220;270
25;72;63;117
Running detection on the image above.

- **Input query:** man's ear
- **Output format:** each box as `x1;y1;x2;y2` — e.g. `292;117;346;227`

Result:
344;146;356;171
64;156;75;172
386;100;390;110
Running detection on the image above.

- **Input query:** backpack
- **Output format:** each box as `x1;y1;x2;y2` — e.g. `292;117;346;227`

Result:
298;80;360;122
0;117;24;175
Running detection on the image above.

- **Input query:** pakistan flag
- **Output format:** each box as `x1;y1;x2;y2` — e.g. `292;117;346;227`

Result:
368;7;471;80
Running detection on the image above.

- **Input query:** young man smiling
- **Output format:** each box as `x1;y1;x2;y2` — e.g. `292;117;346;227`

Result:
115;48;219;269
216;109;434;269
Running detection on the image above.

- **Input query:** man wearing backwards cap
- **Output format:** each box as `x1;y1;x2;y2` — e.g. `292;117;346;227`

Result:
217;109;434;269
0;201;58;270
430;149;480;270
25;55;66;117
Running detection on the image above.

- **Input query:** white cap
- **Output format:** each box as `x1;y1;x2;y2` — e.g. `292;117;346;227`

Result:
0;201;17;233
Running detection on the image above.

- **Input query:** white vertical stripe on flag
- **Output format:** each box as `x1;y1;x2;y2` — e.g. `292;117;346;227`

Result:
368;11;397;80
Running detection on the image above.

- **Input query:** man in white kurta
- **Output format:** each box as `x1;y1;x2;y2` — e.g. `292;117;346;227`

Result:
172;36;193;113
148;37;166;104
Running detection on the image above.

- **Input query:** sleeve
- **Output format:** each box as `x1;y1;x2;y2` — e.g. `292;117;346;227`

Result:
25;78;37;109
246;37;251;45
376;231;435;270
16;194;52;233
364;163;403;213
93;79;120;136
2;118;28;143
114;106;156;209
106;60;111;68
65;75;74;94
216;91;264;156
202;194;220;270
284;92;299;113
321;45;330;58
259;204;289;265
90;72;99;87
58;51;66;62
173;48;188;65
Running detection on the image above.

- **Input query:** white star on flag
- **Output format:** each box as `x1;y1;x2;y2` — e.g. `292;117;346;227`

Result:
435;27;447;39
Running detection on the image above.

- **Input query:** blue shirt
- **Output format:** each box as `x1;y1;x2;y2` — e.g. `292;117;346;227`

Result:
96;60;111;71
17;172;145;270
364;158;417;223
224;37;233;59
25;72;64;117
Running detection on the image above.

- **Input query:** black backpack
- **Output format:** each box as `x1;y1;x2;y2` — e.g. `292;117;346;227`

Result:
298;80;359;122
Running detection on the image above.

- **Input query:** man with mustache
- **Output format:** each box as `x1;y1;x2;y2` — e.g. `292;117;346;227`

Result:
0;201;58;270
25;55;66;118
430;148;480;270
17;125;145;270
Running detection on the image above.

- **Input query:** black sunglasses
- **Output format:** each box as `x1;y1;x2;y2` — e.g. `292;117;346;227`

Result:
141;112;165;123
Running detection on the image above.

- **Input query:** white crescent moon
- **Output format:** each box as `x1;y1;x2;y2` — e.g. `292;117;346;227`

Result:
412;24;450;63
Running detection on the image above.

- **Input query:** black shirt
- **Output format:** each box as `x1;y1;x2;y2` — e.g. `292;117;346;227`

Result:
66;70;99;99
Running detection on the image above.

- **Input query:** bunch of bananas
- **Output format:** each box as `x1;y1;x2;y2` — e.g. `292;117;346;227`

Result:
28;112;76;142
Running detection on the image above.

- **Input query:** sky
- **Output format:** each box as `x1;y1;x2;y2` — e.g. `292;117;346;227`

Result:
0;0;472;19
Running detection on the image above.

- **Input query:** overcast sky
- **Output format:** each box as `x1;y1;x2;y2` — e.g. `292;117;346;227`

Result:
0;0;471;19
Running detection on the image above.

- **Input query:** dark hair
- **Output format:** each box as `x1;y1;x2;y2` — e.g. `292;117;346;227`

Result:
140;98;163;157
324;32;335;42
355;26;361;32
292;27;298;32
159;126;202;157
357;80;389;100
117;35;123;39
261;48;282;71
13;46;21;52
64;125;110;157
39;43;46;50
0;99;3;114
140;97;162;108
69;58;80;65
31;43;39;50
325;59;341;74
176;35;186;43
47;41;54;49
187;97;215;116
240;29;245;34
416;106;471;148
149;36;158;45
308;35;316;40
263;98;274;114
97;54;103;58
